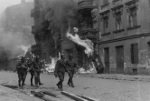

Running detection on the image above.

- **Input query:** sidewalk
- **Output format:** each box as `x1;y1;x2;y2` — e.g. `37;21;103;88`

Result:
0;85;42;101
78;73;150;82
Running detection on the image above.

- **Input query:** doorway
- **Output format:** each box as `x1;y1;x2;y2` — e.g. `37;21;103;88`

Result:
104;47;110;73
116;46;124;74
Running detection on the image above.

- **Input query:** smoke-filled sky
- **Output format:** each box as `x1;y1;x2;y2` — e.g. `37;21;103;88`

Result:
0;0;33;14
0;0;34;59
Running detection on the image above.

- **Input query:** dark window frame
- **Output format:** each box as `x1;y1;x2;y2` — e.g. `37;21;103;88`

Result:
128;7;137;27
131;43;139;64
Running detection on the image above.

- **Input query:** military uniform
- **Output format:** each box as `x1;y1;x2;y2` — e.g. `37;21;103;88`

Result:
33;57;41;87
14;58;27;88
38;60;44;85
54;55;67;90
27;59;35;86
66;55;77;87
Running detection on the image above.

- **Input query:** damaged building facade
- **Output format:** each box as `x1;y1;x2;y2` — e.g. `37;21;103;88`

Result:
31;0;78;63
99;0;150;74
31;0;150;75
31;0;101;70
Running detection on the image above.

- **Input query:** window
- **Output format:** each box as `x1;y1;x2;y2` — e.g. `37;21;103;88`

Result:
115;12;122;30
112;6;123;31
131;43;138;64
103;17;109;33
126;0;138;28
128;7;137;27
101;11;110;34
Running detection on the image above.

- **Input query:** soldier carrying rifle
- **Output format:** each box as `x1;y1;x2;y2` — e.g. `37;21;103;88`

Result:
54;54;68;91
14;57;27;89
66;54;77;87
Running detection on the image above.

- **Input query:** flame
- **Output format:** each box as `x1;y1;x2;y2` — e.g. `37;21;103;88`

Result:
45;57;58;73
78;62;97;74
66;27;94;57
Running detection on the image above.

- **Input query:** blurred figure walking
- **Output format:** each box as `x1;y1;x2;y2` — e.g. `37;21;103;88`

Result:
14;57;27;89
66;54;77;87
54;54;68;91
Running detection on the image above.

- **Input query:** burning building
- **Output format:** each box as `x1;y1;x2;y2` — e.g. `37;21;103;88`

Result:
31;0;102;72
31;0;79;63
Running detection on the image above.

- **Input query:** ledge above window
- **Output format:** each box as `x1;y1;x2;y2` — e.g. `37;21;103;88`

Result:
101;3;109;9
113;29;124;33
101;32;111;36
127;25;140;30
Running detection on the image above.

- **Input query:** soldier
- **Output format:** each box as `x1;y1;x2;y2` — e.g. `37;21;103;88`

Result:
14;57;27;89
54;54;68;91
33;56;41;87
38;60;45;85
23;58;28;86
66;54;77;87
27;58;34;86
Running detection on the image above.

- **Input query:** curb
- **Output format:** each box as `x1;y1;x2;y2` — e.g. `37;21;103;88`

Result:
61;91;88;101
79;74;150;82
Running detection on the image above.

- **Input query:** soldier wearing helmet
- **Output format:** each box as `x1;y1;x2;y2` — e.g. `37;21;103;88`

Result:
14;56;27;89
54;54;68;90
66;54;77;87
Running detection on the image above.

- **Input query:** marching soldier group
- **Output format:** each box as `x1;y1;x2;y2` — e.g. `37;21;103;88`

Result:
54;54;77;91
14;54;78;91
14;55;44;89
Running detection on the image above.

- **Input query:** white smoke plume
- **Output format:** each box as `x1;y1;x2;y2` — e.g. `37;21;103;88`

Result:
66;27;94;56
0;28;34;59
17;45;30;56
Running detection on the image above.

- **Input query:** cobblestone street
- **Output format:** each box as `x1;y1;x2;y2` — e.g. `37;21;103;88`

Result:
1;71;150;101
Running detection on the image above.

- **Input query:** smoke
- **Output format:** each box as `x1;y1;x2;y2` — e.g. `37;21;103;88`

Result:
43;0;95;57
44;0;78;34
0;28;34;59
0;1;35;59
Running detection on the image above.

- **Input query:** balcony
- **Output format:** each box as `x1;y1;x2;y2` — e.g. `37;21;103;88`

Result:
78;0;95;10
31;8;39;18
79;28;98;40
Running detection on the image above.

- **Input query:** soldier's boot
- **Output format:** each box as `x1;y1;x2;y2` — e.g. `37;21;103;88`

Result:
67;78;71;86
38;73;43;85
59;81;63;91
70;78;74;87
31;81;34;86
18;80;21;88
57;81;61;89
30;77;33;86
34;77;39;88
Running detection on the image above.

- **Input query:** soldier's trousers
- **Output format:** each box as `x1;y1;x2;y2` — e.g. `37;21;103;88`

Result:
38;71;42;84
30;71;34;86
34;71;39;86
57;72;65;89
18;72;26;87
68;70;75;86
23;71;27;85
